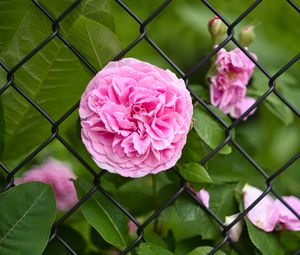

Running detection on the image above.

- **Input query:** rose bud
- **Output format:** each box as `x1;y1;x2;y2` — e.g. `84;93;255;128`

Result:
79;58;193;178
239;25;256;47
208;16;227;44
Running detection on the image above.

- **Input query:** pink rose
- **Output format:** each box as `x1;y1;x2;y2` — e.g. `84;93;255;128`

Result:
210;48;256;119
16;158;78;211
79;58;193;178
242;184;279;232
274;196;300;231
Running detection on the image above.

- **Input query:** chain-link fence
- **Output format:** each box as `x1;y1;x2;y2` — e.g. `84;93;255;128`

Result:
0;0;299;254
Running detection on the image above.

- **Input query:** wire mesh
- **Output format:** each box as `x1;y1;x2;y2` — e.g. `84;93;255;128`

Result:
0;0;299;254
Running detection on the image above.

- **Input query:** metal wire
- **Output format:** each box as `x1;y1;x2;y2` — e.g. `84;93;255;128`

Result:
0;0;299;254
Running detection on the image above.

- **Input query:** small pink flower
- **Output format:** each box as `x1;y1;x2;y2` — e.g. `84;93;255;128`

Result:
195;188;210;208
274;196;300;231
210;48;256;119
79;58;193;178
242;184;279;232
16;158;78;211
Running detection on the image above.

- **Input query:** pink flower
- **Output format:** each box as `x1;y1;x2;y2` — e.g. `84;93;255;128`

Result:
16;158;78;211
210;48;256;119
242;184;279;232
79;58;193;178
230;96;256;119
196;188;210;208
274;196;300;231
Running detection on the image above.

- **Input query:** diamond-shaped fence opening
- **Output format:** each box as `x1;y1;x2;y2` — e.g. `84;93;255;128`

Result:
0;0;299;254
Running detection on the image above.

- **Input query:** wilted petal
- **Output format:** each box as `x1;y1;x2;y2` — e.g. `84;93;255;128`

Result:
243;184;279;232
196;188;210;208
225;213;243;242
274;196;300;231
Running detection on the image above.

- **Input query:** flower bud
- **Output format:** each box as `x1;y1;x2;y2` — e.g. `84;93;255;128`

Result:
239;25;256;47
225;214;243;242
208;16;227;44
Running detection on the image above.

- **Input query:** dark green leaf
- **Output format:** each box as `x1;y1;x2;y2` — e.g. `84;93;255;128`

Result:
43;225;87;255
179;130;206;164
39;0;115;32
0;0;120;161
0;182;56;255
69;16;121;70
175;196;219;240
186;246;226;255
189;84;210;102
74;179;129;249
175;185;237;240
193;105;231;154
178;163;212;184
245;220;284;255
137;243;173;255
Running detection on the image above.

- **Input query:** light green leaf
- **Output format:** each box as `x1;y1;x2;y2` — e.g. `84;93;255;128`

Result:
0;182;56;255
193;105;231;155
0;0;121;161
69;16;121;70
187;246;226;255
74;179;129;250
178;163;212;184
137;243;173;255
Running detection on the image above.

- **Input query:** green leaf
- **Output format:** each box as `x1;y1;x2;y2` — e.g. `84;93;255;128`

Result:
178;163;212;184
74;178;129;250
38;0;115;32
189;84;210;102
263;94;294;126
175;195;219;240
43;225;87;255
0;98;4;158
0;182;56;255
245;220;284;255
193;105;231;155
0;0;121;161
187;246;226;255
137;243;174;255
69;16;121;70
175;185;237;240
179;130;206;164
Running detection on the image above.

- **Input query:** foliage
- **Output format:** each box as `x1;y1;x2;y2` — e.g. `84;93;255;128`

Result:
0;0;299;255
